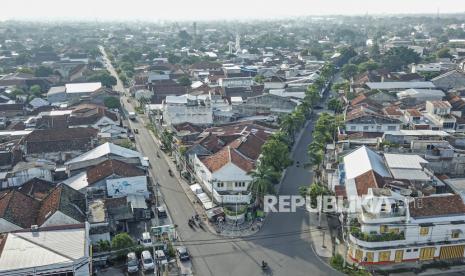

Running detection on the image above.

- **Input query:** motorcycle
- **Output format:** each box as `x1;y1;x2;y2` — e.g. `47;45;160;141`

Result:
168;169;173;177
188;218;195;228
261;261;269;271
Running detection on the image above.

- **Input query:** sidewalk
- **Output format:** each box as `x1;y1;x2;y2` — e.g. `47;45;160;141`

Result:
308;212;333;259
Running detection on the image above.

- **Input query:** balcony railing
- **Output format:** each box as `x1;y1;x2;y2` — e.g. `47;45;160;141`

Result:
351;228;405;242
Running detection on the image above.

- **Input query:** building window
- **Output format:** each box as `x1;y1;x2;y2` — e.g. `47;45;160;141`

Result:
355;249;363;261
451;230;460;239
406;249;412;252
378;251;391;262
235;182;245;187
420;227;429;236
350;126;356;130
388;125;397;131
420;247;435;261
217;182;224;188
365;252;374;262
363;126;369;131
413;249;418;252
380;225;389;234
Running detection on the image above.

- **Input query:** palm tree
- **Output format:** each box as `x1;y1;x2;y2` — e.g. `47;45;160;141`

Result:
280;114;299;142
248;165;281;208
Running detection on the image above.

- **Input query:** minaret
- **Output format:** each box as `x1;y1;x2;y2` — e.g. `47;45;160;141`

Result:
235;34;241;53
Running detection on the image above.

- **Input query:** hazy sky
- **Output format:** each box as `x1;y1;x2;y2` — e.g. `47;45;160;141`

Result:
1;0;463;21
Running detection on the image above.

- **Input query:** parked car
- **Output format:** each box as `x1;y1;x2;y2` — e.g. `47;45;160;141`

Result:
141;250;155;271
155;250;168;265
127;252;139;273
157;206;168;218
176;246;190;261
141;232;152;247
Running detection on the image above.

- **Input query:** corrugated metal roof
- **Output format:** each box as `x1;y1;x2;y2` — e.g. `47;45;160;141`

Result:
366;81;435;90
0;227;86;271
65;82;102;94
65;142;142;165
384;153;428;169
390;168;430;181
343;146;390;180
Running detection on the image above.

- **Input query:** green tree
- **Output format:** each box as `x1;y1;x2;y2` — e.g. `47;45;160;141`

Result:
357;61;379;73
320;63;335;79
9;87;25;99
381;46;420;71
305;85;321;107
299;183;331;207
29;85;42;97
16;67;34;74
327;98;343;113
161;129;174;152
436;47;453;59
254;75;265;84
341;64;358;80
248;165;281;208
104;96;121;109
34;65;53;77
260;138;292;171
88;71;117;88
369;43;381;60
111;233;134;250
178;75;192;86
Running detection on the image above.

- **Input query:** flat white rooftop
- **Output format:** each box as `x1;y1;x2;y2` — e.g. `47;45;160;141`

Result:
65;82;102;94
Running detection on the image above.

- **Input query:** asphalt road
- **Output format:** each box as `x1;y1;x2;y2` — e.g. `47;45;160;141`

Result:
99;46;341;276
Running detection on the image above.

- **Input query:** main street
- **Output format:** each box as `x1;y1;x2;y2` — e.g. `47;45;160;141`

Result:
99;46;341;276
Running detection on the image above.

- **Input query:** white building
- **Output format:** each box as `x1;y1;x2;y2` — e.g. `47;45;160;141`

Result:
163;94;213;126
340;146;465;267
219;77;253;88
411;63;441;73
193;146;253;204
65;142;147;172
0;224;91;276
424;100;456;131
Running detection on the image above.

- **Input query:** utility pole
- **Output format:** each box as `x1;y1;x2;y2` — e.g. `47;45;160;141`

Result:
343;218;349;268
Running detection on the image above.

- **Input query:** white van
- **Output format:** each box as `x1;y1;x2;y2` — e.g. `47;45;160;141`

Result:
141;232;152;247
127;252;139;273
155;250;168;265
141;250;155;271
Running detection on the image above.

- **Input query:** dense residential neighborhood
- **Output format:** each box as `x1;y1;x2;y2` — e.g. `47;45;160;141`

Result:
3;3;465;276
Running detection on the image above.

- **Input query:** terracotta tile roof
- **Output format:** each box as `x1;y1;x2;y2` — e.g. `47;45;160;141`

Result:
23;127;97;154
69;104;118;125
200;146;255;173
24;127;97;142
86;159;145;185
350;94;367;106
429;100;452;109
172;122;204;134
383;105;403;117
36;184;86;226
17;178;55;200
406;108;422;117
354;170;384;196
197;134;225;153
234;133;267;160
0;190;40;228
409;195;465;218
